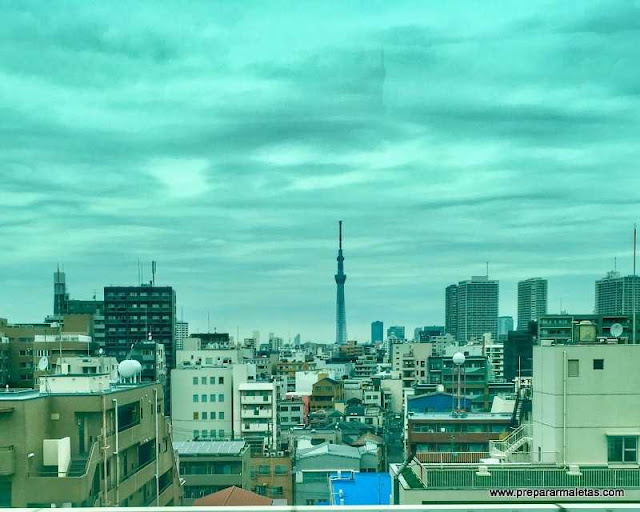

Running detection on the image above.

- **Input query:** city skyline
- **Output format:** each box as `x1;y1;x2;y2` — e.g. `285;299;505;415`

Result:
2;1;640;340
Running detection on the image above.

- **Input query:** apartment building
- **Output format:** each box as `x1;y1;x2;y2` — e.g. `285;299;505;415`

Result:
174;440;251;505
239;382;278;454
0;374;181;507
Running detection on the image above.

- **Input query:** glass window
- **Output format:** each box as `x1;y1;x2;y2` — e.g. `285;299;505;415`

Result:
567;359;579;377
193;394;198;402
218;394;224;402
210;430;216;438
201;377;207;385
201;394;207;402
193;430;198;439
210;377;215;385
210;394;216;402
608;436;637;463
219;429;224;438
193;412;199;420
593;359;604;370
202;412;208;420
219;377;224;384
219;412;225;420
193;377;198;385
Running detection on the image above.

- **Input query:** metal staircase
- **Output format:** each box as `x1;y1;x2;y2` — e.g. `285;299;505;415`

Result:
489;423;532;460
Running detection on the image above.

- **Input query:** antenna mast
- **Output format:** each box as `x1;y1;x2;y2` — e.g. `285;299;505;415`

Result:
634;224;637;344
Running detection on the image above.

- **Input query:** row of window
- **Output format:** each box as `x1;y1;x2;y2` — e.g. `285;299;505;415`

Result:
567;358;604;377
192;411;225;420
193;394;225;402
193;430;226;439
279;405;301;412
193;376;225;385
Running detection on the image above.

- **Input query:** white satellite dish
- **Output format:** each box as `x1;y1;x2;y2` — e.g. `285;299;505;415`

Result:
37;356;49;372
610;323;624;338
98;348;104;356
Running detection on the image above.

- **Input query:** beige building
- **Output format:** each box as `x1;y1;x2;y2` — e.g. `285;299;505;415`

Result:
0;374;181;507
251;453;293;504
392;342;433;388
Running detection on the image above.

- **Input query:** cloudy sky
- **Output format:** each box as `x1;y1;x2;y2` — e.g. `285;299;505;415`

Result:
2;1;640;341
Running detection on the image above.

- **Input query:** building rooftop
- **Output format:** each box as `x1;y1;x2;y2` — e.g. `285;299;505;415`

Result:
193;486;272;507
329;472;391;505
173;440;247;456
407;411;512;421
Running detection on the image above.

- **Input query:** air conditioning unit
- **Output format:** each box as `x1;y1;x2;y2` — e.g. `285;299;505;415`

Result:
277;451;284;457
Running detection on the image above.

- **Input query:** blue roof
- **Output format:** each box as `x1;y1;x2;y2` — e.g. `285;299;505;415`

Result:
328;472;391;505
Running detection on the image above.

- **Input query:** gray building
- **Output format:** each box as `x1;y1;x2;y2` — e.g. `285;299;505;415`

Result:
595;271;640;319
174;440;251;505
517;278;547;330
455;276;499;343
445;284;458;340
497;316;514;342
371;321;383;343
293;441;379;505
386;326;405;341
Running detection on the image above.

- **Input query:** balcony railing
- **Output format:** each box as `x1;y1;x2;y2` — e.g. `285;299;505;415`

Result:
416;451;489;464
408;461;640;490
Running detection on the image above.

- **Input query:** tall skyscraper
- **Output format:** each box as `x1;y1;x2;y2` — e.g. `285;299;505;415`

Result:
595;271;640;317
498;316;514;342
445;284;458;340
335;220;347;345
371;321;384;343
517;278;548;330
456;276;499;343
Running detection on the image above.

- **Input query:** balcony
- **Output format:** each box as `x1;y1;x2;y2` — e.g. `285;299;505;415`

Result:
242;422;270;433
0;445;15;475
241;408;273;419
242;395;272;405
416;451;489;464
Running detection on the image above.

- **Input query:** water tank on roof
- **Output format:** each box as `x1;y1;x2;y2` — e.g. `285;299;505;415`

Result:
576;321;597;343
118;359;142;382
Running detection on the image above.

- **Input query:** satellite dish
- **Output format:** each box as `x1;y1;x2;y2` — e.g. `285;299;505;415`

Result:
610;323;624;338
98;348;104;356
37;356;49;372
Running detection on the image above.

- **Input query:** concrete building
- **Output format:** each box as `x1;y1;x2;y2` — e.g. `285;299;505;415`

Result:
310;378;344;412
251;454;293;504
538;313;636;344
497;316;513;342
371;321;384;343
0;374;181;507
445;285;458;341
391;342;433;388
0;336;8;387
455;276;499;343
293;440;380;505
518;278;548;331
174;440;251;505
392;336;640;504
595;272;640;319
504;329;534;383
387;326;405;341
175;321;189;351
239;382;277;453
170;363;251;442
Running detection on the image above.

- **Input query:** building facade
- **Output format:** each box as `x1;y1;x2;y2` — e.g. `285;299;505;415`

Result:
456;276;499;343
518;278;548;330
595;272;640;320
371;321;384;343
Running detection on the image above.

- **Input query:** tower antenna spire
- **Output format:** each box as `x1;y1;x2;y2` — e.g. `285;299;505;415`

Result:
335;220;347;345
339;220;342;250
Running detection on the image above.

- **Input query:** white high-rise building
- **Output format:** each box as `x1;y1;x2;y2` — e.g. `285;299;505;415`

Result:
239;382;277;453
175;321;189;350
518;278;548;330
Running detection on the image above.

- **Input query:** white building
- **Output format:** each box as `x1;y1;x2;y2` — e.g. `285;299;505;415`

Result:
295;370;335;395
175;321;189;350
170;363;251;442
52;355;119;380
239;382;277;452
392;342;433;387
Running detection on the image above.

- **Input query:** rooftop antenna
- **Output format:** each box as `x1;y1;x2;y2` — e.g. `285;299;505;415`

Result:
614;256;618;272
152;260;157;286
207;312;210;333
486;261;489;278
339;220;343;251
137;258;141;285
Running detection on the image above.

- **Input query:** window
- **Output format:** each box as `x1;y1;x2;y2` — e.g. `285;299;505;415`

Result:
218;377;224;384
202;412;208;420
193;377;198;385
219;429;224;438
567;359;579;377
201;394;207;402
201;377;206;385
608;436;637;463
201;429;208;437
193;412;199;420
219;412;224;420
258;465;270;475
210;394;216;402
218;394;224;402
593;359;604;370
210;377;215;385
210;430;217;438
193;430;199;439
193;394;198;403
